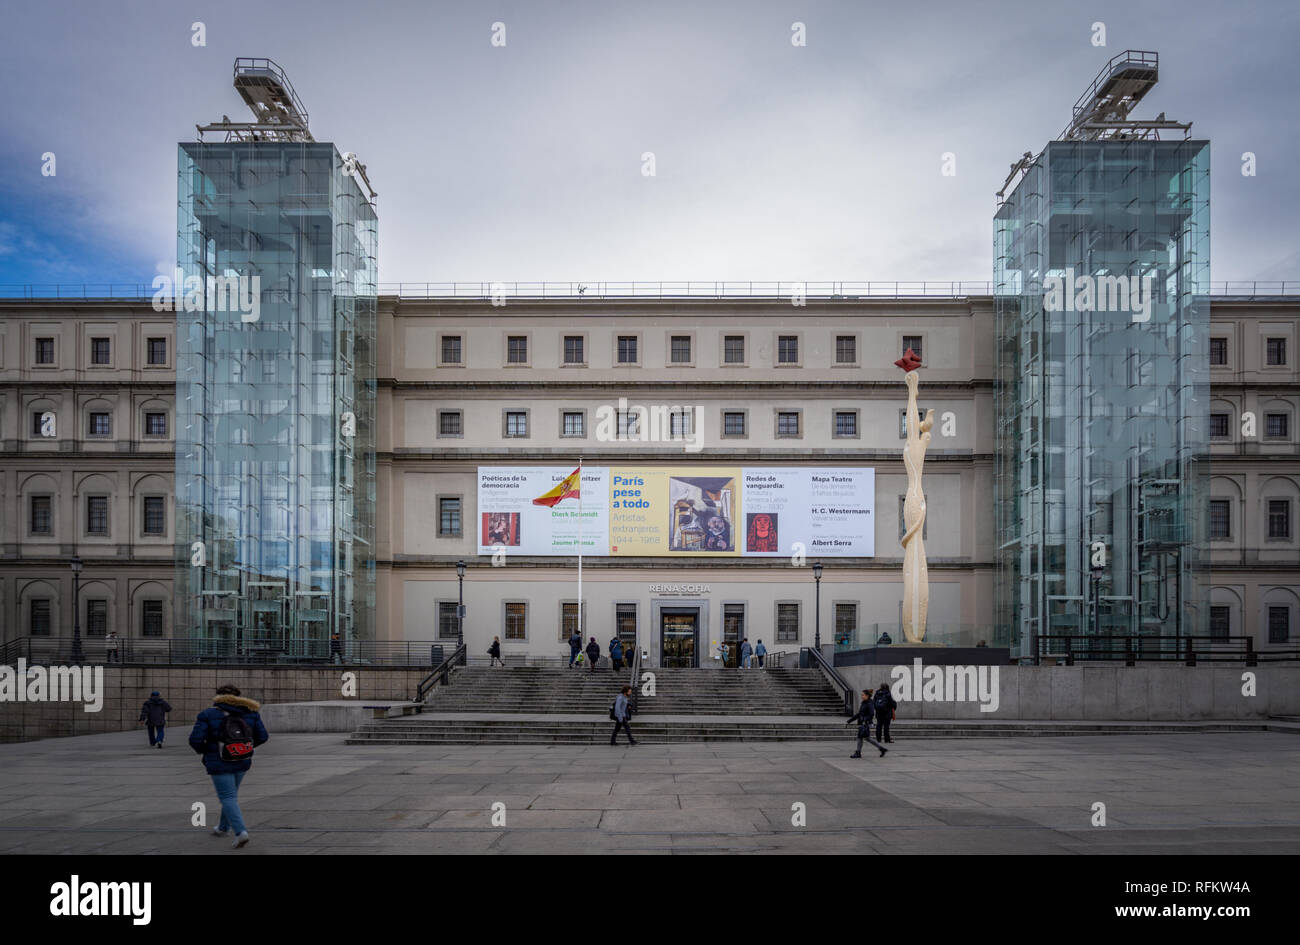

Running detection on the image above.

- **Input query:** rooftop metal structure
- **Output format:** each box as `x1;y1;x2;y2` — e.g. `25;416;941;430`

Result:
998;50;1194;202
1060;50;1191;142
196;58;314;142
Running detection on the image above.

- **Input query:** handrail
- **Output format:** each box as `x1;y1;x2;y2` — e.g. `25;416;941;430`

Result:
1035;634;1267;665
803;646;855;715
414;643;467;702
4;281;1298;301
0;637;31;666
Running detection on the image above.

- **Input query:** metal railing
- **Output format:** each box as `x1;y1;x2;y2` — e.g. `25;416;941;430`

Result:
4;281;1298;302
415;643;467;702
0;637;457;667
627;643;641;712
835;624;1017;652
802;646;855;715
1034;634;1276;665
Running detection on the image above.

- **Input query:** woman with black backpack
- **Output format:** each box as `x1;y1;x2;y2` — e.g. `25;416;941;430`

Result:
189;684;269;849
874;682;898;743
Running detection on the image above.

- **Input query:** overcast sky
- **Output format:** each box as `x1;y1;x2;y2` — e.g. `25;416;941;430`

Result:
1;0;1297;288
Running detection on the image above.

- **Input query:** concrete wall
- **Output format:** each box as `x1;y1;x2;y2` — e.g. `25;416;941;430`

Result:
839;663;1300;720
0;665;428;743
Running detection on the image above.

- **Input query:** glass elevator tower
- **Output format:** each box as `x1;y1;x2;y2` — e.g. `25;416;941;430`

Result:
175;60;377;656
994;52;1210;658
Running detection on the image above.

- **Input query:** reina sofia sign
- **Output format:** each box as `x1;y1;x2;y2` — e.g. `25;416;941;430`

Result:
648;584;712;595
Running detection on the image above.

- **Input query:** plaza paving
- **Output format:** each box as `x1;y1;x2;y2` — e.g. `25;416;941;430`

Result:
1;729;1299;854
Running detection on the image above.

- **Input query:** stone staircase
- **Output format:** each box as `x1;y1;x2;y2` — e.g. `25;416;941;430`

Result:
404;665;846;716
345;664;848;744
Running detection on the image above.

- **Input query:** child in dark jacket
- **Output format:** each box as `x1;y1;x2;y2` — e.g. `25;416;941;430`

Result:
189;684;269;849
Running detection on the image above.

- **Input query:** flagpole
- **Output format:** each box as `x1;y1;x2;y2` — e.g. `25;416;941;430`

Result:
577;456;583;640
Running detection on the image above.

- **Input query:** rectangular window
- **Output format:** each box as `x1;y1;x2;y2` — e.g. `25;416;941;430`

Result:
439;497;462;537
1209;605;1230;641
1209;413;1230;439
91;338;111;365
723;603;744;662
506;336;528;364
560;601;585;641
1266;337;1287;366
32;411;49;436
86;495;109;536
902;335;923;362
899;495;928;540
439;411;462;436
142;600;164;637
505;411;528;437
147;337;167;365
1269;606;1290;644
1268;499;1291;539
776;602;800;643
777;335;799;364
142;496;166;536
723;411;746;436
617;336;638;364
563;335;584;364
833;602;857;643
145;412;168;436
30;495;52;535
1209;337;1227;365
777;411;800;436
617;410;640;437
31;599;51;636
669;409;693;437
616;604;637;650
1265;414;1289;438
899;409;928;438
88;412;112;437
562;411;585;436
86;599;108;637
35;338;55;364
1208;499;1231;539
835;335;857;364
835;411;858;437
723;336;745;364
504;602;527;640
438;602;460;640
441;335;462;364
670;335;691;363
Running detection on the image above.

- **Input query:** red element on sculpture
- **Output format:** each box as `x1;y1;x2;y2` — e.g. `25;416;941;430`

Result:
894;347;922;372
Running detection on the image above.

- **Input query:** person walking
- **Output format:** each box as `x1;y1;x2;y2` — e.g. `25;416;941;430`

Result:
717;640;729;667
610;636;624;672
104;630;121;663
874;682;898;743
739;638;753;669
330;632;342;664
846;689;887;759
488;636;505;668
188;684;269;849
585;636;601;672
138;690;171;748
568;630;583;668
610;684;637;746
754;639;767;668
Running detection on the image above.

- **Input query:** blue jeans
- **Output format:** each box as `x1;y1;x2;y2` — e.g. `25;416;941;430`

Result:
147;724;164;745
211;771;248;835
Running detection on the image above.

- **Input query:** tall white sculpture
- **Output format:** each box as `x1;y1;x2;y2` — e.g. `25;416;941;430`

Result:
897;349;933;643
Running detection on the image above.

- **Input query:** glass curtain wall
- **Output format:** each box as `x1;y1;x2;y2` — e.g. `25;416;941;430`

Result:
175;141;377;657
995;139;1210;658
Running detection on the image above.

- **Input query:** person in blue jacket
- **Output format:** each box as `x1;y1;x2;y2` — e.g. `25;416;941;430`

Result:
609;636;624;671
189;684;269;849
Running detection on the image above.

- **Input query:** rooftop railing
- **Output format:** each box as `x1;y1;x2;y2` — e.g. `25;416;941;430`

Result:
2;281;1299;301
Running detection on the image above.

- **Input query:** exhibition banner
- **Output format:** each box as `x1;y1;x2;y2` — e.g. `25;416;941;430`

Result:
477;466;874;556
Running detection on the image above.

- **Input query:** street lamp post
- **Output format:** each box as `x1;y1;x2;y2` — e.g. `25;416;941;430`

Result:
813;561;823;651
456;559;466;651
70;556;84;664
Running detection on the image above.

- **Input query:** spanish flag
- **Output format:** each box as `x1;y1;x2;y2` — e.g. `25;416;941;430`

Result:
532;466;581;508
